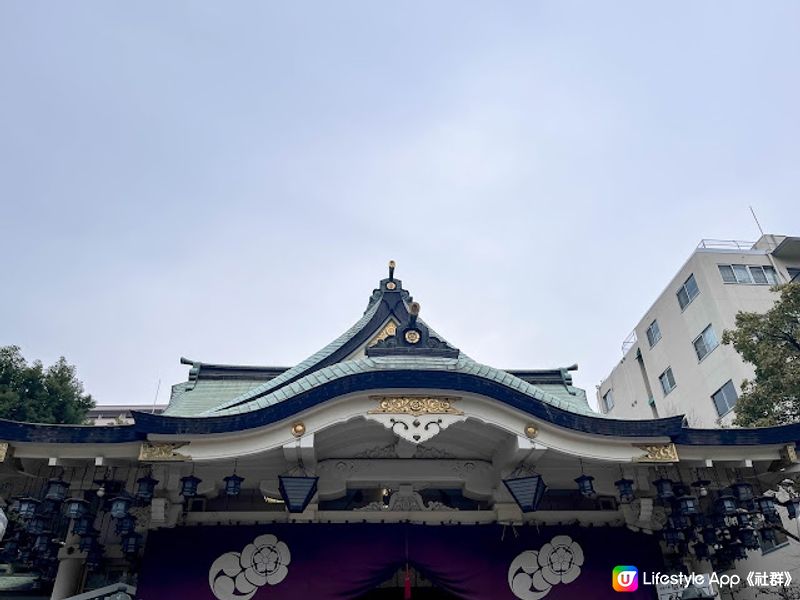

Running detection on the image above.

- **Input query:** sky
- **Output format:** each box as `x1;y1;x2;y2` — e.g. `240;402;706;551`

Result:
1;2;798;411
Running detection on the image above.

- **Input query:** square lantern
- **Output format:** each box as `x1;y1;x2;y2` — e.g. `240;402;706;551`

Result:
26;516;49;536
731;482;754;504
755;495;778;516
739;526;760;550
44;478;69;502
760;527;777;545
78;530;99;552
574;474;596;499
677;495;700;516
135;475;159;503
614;478;635;504
85;544;104;570
115;514;137;536
783;497;800;520
72;516;93;536
223;474;245;497
691;479;711;498
63;498;90;520
279;475;320;513
652;478;675;500
701;526;719;546
662;528;684;547
121;532;142;556
110;495;133;519
180;475;202;498
715;493;738;516
731;542;748;561
32;533;51;553
693;542;710;560
16;497;40;520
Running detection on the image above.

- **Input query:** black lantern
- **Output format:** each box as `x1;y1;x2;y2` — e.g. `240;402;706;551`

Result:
115;514;137;536
731;482;754;504
85;543;104;570
72;516;92;536
223;474;245;497
16;497;40;519
669;514;691;530
653;477;675;500
78;530;99;552
693;542;710;560
2;535;19;558
110;494;133;519
701;526;719;546
135;474;159;502
44;478;69;502
180;475;202;498
26;516;49;535
662;528;684;546
736;511;752;528
731;542;748;561
715;493;737;516
755;495;778;516
574;474;596;498
760;527;777;545
63;498;90;520
614;478;635;503
279;475;320;513
738;526;760;550
783;497;800;520
677;495;700;516
32;533;51;553
121;532;142;556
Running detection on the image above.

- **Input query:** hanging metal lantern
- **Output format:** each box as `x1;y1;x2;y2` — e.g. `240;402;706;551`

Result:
735;511;752;528
121;532;142;556
653;477;675;500
755;495;778;516
731;482;754;504
731;541;748;561
279;475;321;513
78;530;99;552
179;475;202;498
614;478;635;503
760;527;777;545
783;497;800;520
85;543;104;570
738;526;760;550
135;474;159;502
2;535;20;558
110;495;133;519
662;528;684;546
39;498;60;516
63;498;90;520
26;516;49;536
223;474;245;497
715;493;737;516
32;533;51;553
72;516;92;536
115;514;137;536
693;542;710;560
15;497;41;520
44;478;69;502
677;495;700;516
701;526;719;546
669;513;691;530
691;478;711;498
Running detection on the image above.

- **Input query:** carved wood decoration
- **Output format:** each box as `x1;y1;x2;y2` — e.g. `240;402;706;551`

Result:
139;441;190;462
633;443;679;463
0;442;9;463
366;395;466;444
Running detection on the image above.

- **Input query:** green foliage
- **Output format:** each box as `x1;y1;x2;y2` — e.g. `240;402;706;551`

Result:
0;345;95;424
722;282;800;427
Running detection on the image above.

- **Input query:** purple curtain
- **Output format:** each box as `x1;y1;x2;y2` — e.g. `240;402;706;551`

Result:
136;524;660;599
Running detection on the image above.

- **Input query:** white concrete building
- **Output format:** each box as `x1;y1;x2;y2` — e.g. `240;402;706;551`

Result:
597;235;800;428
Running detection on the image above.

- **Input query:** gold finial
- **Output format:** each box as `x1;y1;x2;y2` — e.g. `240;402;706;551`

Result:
291;422;306;438
388;260;396;280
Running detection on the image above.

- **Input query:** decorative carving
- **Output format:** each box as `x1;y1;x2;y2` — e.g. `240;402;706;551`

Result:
354;489;457;512
414;445;455;459
368;321;398;347
780;444;798;464
368;396;463;417
139;441;189;462
0;442;9;462
404;330;421;344
354;444;399;459
634;443;678;463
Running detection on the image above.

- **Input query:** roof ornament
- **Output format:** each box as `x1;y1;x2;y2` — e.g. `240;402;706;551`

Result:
388;260;396;281
366;298;460;358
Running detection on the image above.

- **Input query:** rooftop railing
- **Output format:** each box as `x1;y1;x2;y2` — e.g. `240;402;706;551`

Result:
697;239;756;251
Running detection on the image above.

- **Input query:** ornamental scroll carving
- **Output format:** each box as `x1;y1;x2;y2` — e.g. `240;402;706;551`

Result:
139;441;190;461
633;443;679;463
366;396;466;444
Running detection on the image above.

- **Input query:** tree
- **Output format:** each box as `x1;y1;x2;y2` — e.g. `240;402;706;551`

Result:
0;345;95;424
722;282;800;427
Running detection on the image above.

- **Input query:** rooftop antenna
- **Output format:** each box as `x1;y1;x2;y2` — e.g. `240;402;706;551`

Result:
151;379;161;414
749;206;765;236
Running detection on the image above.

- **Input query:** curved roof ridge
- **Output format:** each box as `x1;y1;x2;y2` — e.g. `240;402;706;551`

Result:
210;354;598;417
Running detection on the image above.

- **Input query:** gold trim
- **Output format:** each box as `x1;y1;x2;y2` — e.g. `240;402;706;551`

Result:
291;422;306;438
780;444;798;464
139;441;190;462
368;395;463;417
0;442;8;462
386;282;397;290
634;443;679;463
524;424;538;439
404;330;421;344
368;321;398;347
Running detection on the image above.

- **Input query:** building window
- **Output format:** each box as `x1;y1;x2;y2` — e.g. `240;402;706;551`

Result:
711;380;738;416
693;324;719;361
659;367;676;395
676;274;699;310
718;264;778;285
787;267;799;282
646;320;661;347
602;390;614;413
